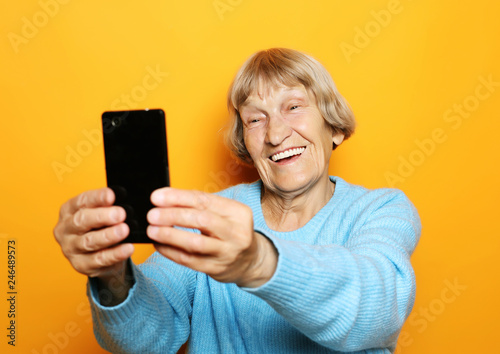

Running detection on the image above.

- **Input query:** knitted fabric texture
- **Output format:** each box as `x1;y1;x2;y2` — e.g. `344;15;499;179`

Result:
88;176;421;353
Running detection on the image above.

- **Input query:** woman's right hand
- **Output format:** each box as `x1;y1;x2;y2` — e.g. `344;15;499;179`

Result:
53;188;135;304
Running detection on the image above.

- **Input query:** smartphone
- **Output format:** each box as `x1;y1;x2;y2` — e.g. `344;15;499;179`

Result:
101;109;169;243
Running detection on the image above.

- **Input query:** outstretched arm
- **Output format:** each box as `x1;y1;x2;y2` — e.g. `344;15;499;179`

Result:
87;254;196;353
244;190;421;351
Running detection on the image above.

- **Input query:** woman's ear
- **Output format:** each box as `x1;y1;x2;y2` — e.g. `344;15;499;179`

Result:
332;132;345;148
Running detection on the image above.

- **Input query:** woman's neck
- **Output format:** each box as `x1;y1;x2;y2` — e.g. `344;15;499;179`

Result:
261;176;335;232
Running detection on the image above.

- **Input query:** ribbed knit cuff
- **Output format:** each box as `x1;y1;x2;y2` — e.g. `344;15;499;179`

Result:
241;227;310;306
87;259;146;326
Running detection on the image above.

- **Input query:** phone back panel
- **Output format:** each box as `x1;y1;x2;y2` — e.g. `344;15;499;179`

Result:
102;109;169;243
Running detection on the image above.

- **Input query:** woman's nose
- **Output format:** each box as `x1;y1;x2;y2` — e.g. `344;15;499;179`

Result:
265;114;292;146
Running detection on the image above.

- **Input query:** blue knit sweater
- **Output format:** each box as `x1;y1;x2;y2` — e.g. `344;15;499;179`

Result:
88;176;421;353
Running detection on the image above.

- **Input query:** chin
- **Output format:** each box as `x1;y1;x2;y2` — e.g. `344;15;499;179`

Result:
270;175;313;194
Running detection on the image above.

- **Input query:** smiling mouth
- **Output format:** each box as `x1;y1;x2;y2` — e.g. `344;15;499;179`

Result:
270;147;306;162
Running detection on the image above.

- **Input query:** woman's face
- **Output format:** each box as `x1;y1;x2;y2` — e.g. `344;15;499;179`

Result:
240;83;344;196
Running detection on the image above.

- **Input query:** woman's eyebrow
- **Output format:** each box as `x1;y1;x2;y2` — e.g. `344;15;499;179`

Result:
285;93;307;100
239;102;259;112
282;92;309;103
240;89;308;109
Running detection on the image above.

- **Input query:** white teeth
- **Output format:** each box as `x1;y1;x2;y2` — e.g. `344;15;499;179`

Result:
271;147;305;162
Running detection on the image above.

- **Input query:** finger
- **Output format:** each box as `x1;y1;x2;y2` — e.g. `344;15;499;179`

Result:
62;188;115;217
69;206;126;234
151;188;244;217
153;243;213;272
147;225;221;255
147;206;216;228
147;207;233;238
153;243;230;280
71;243;134;277
75;223;130;253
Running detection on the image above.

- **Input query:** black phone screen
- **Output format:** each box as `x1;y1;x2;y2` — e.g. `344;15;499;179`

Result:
101;109;169;243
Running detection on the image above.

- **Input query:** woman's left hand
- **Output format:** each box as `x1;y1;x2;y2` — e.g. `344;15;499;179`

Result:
146;188;277;288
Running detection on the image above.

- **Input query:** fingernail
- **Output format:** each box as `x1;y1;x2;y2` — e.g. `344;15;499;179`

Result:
147;226;159;239
148;209;159;223
121;243;134;256
110;208;125;222
114;223;128;238
151;189;166;204
109;208;118;221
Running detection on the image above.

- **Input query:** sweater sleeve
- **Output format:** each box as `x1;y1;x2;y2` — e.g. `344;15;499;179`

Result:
87;252;196;354
242;190;421;352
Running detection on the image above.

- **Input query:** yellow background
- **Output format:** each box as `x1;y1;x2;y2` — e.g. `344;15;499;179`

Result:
1;0;499;352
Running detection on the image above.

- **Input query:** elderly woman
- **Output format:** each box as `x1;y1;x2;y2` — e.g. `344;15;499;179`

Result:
54;48;421;353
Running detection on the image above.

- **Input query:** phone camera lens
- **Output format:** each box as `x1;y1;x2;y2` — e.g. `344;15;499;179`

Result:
111;117;121;127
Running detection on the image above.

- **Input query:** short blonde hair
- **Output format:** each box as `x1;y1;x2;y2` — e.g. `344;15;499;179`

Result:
225;48;356;163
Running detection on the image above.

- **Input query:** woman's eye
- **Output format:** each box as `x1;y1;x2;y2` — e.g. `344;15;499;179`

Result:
290;105;300;110
246;118;261;125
